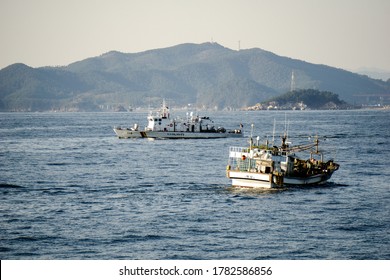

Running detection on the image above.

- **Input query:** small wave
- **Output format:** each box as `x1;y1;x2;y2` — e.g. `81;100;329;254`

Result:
334;225;369;232
287;181;347;190
0;183;24;189
39;187;71;195
0;246;12;252
114;234;175;243
14;236;39;242
13;234;60;242
332;182;349;187
138;183;154;188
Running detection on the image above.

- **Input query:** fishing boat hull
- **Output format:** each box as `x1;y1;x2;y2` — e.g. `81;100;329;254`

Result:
145;130;242;139
227;170;273;188
114;128;243;139
113;128;143;139
282;173;333;185
227;170;336;189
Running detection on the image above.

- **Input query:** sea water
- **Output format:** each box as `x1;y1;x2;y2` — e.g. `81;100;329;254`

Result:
0;110;389;259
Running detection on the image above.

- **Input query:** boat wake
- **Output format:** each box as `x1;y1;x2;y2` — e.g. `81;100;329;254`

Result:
225;185;283;195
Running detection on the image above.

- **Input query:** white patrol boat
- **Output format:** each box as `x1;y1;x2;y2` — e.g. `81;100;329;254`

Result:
226;127;339;189
114;100;243;139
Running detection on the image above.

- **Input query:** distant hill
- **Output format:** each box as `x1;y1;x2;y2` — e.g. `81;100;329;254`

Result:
355;67;390;81
245;89;351;110
0;42;389;111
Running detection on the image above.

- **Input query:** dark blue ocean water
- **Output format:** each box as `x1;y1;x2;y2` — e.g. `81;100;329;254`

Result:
0;110;389;259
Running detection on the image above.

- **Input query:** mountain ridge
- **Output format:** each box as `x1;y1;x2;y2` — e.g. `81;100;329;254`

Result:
0;42;388;111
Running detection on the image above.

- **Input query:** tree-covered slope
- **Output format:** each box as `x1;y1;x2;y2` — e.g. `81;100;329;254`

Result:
0;43;388;111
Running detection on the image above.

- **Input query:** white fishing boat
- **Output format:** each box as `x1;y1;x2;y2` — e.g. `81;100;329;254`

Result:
226;126;339;188
114;100;243;139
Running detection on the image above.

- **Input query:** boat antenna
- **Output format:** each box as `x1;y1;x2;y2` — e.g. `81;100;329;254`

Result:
312;135;321;158
250;124;254;149
284;112;287;135
272;118;276;145
287;119;290;142
148;97;152;115
283;113;290;145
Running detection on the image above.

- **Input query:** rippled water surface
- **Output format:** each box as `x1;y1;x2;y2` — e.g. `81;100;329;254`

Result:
0;110;389;259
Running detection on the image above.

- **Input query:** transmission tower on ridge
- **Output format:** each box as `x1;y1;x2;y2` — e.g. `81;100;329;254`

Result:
290;70;296;92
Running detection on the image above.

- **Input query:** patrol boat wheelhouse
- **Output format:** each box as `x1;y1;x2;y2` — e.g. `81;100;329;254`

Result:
114;100;243;139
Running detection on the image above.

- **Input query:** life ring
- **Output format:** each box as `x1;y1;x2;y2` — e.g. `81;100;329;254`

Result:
241;155;246;160
170;123;173;127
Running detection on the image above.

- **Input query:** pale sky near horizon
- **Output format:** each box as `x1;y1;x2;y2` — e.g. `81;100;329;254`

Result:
1;0;389;72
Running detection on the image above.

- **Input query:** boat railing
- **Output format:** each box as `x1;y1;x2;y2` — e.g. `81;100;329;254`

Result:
228;146;256;171
229;146;250;157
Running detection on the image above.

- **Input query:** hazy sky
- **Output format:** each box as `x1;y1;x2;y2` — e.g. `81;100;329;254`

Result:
1;0;389;71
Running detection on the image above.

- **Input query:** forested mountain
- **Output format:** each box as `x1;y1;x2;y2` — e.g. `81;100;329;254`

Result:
0;42;388;111
246;89;350;110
